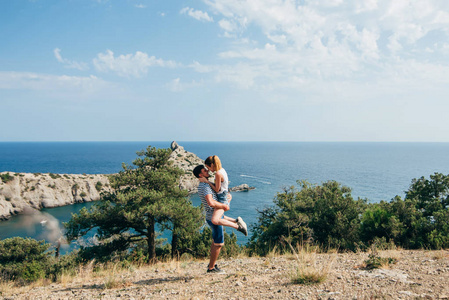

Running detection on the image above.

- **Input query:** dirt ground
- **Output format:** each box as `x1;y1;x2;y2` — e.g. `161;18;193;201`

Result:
2;249;449;299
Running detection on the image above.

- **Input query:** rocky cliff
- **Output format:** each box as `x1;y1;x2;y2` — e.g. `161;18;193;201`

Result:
0;142;228;220
0;172;111;220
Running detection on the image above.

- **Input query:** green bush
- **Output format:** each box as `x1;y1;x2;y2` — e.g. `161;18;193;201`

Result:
248;180;366;255
0;173;14;183
95;181;103;192
360;202;401;244
49;173;61;179
0;237;53;282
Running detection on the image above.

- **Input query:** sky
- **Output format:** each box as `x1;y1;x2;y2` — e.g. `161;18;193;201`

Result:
1;0;449;142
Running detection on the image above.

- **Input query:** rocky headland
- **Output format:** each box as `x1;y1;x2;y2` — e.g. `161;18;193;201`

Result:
0;142;253;220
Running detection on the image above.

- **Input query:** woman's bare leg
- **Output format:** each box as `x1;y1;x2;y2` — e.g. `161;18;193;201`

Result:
223;215;237;222
211;208;238;229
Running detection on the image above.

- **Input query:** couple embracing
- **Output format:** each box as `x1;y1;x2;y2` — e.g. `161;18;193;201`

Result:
193;155;248;274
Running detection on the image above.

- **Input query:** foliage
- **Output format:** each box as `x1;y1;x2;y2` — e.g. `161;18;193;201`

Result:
361;246;397;270
248;180;366;255
49;173;61;179
0;237;53;283
360;201;402;245
360;173;449;249
249;173;449;255
64;146;204;262
0;173;14;183
95;181;103;192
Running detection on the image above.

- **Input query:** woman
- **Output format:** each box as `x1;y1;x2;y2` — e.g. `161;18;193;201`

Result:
199;155;247;236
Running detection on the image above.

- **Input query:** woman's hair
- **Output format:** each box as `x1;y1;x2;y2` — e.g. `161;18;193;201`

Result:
205;155;222;171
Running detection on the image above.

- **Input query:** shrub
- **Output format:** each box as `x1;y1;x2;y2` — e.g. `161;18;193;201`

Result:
49;173;61;179
0;237;53;283
248;180;367;255
360;246;397;270
0;173;14;183
360;202;401;245
95;181;103;192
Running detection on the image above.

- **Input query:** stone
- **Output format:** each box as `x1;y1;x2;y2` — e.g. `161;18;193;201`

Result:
229;184;256;192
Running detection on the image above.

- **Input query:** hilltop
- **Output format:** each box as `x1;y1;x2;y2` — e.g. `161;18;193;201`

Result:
1;249;448;299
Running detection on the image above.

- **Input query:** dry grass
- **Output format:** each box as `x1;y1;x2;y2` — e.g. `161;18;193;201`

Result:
427;249;449;260
287;243;335;285
379;249;402;263
356;246;399;270
0;277;52;298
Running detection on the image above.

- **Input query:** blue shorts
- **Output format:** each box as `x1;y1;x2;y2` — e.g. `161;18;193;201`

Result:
216;191;229;206
206;219;224;244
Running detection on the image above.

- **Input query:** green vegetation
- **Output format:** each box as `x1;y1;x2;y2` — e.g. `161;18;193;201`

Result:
360;245;397;270
0;173;14;183
64;146;206;263
2;144;447;287
249;180;366;255
95;181;103;192
0;237;79;284
49;173;61;179
249;172;449;255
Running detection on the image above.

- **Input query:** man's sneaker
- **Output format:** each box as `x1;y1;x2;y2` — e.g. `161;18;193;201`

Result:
237;216;248;236
207;265;226;274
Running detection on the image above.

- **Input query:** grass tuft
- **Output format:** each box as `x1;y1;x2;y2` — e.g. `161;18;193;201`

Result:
287;242;333;285
359;245;398;270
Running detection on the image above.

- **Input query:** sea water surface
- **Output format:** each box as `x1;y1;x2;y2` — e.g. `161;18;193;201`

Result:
1;142;449;249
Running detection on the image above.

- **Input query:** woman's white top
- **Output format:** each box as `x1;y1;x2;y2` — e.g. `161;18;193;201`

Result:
217;168;229;194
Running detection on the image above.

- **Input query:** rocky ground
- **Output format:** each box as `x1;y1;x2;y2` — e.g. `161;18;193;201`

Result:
2;249;449;299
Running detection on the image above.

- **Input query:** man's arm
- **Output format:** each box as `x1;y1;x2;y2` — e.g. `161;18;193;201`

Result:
205;194;229;211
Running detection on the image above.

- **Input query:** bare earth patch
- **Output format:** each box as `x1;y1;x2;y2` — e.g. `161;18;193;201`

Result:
2;250;449;299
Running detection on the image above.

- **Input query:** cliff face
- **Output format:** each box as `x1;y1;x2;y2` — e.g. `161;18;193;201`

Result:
168;141;204;194
0;142;204;220
0;173;112;220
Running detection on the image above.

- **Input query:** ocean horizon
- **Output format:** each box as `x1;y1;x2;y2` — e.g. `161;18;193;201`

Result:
1;141;449;250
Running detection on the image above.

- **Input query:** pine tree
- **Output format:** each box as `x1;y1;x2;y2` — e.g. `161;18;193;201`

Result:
65;146;203;262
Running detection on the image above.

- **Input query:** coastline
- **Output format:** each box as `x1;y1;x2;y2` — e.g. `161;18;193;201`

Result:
0;142;202;220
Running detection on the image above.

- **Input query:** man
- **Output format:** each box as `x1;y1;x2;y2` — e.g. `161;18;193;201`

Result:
193;164;248;274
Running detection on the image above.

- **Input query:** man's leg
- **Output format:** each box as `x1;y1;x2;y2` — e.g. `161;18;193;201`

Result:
206;220;225;272
209;243;223;270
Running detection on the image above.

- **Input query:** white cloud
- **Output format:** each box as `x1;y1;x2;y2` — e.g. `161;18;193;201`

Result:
180;7;213;22
0;71;109;93
189;61;213;73
93;50;176;78
199;0;449;93
54;48;89;71
218;19;237;33
135;4;146;9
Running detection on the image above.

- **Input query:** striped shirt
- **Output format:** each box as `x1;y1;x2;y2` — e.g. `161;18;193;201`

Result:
198;182;216;221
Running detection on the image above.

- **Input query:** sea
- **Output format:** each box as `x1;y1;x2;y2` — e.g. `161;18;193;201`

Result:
1;141;449;252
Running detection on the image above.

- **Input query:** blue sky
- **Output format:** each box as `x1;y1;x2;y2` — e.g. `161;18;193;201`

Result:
1;0;449;142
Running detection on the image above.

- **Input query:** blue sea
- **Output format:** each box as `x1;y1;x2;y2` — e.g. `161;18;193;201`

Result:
1;141;449;251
